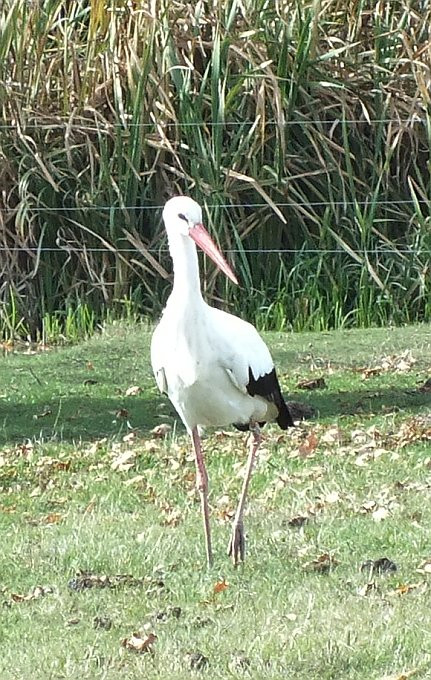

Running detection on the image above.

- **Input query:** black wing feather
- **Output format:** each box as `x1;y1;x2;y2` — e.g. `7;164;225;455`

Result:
234;367;294;431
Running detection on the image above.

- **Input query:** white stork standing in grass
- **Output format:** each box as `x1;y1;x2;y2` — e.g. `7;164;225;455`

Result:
151;196;293;567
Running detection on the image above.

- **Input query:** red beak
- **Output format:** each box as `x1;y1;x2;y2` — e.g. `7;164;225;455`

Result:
189;223;238;285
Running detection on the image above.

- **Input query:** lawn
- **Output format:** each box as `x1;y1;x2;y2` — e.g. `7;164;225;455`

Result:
1;323;431;679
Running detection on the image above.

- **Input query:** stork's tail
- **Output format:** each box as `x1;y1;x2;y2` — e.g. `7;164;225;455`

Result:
276;394;294;429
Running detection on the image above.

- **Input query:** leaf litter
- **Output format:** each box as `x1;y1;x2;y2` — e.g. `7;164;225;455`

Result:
67;570;165;593
122;632;157;654
151;606;182;622
296;377;327;390
2;331;431;678
184;651;209;670
125;385;142;397
416;559;431;575
358;350;417;378
303;553;339;574
360;558;398;576
380;670;419;680
7;585;54;604
93;615;113;630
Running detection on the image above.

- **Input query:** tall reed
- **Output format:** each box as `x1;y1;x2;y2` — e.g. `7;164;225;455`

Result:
1;0;430;340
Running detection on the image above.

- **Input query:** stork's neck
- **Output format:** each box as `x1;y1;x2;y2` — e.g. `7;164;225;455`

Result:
168;230;204;306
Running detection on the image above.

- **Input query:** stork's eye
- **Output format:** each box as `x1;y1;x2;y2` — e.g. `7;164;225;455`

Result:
178;213;188;222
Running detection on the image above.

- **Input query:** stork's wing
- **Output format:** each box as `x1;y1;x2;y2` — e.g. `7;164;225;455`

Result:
150;322;168;394
210;307;293;429
245;366;293;428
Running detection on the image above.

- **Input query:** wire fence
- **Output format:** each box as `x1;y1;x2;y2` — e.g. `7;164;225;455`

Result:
0;199;429;211
2;115;429;257
1;247;430;255
0;117;427;130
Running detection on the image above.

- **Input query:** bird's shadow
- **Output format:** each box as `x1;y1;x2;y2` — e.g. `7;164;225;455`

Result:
0;393;162;445
1;362;429;445
287;384;430;423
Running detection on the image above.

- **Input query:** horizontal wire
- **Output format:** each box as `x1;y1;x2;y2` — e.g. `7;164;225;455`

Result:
1;199;429;212
1;247;429;255
0;117;426;130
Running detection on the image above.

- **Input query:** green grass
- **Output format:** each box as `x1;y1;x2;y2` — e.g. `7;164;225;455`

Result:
1;323;431;679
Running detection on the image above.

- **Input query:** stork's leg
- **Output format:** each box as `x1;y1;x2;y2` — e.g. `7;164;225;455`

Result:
191;427;213;568
228;423;261;566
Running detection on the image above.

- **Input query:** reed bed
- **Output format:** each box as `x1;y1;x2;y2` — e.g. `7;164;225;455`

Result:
1;0;430;340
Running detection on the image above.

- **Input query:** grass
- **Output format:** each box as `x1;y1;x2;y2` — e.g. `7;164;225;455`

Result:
1;322;431;679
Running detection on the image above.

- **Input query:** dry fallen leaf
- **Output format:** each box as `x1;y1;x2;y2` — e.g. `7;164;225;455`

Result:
125;385;142;396
213;579;229;594
390;417;431;448
93;616;112;630
122;632;157;654
122;431;136;443
151;423;172;438
160;507;182;527
418;378;431;392
184;651;209;670
214;495;235;523
303;553;339;573
123;475;146;488
361;366;383;378
111;450;136;472
10;585;54;603
67;570;164;592
42;512;63;525
372;506;390;522
380;671;419;680
86;438;108;455
360;499;378;513
362;350;416;379
389;583;423;596
286;515;309;528
320;427;344;444
298;432;319;457
360;558;397;575
65;617;81;626
0;504;16;514
380;668;419;680
153;606;182;622
357;581;378;597
33;408;52;420
322;490;341;505
229;651;251;671
296;377;327;390
416;559;431;575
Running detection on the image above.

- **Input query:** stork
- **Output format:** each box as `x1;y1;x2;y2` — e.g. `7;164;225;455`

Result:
151;196;293;567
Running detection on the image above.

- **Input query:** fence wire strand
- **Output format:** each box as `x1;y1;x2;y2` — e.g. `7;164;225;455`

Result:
0;117;426;130
0;198;429;212
1;247;430;255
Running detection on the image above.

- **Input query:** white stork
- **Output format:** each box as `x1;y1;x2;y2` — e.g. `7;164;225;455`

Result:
151;196;293;567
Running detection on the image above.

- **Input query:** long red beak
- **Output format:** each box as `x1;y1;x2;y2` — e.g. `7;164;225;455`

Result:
189;223;238;285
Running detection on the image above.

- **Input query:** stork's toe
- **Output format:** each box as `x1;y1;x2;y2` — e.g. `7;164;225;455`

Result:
227;521;246;566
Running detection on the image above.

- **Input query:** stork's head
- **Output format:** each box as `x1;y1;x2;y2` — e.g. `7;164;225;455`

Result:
162;196;238;285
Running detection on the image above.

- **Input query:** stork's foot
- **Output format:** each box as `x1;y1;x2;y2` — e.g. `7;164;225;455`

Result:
227;520;245;566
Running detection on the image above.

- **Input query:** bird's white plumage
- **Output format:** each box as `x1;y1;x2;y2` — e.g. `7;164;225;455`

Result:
151;299;277;431
151;195;279;433
150;195;290;567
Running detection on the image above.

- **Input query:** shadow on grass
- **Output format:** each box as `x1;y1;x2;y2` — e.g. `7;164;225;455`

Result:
0;394;165;445
1;385;429;445
290;385;431;421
